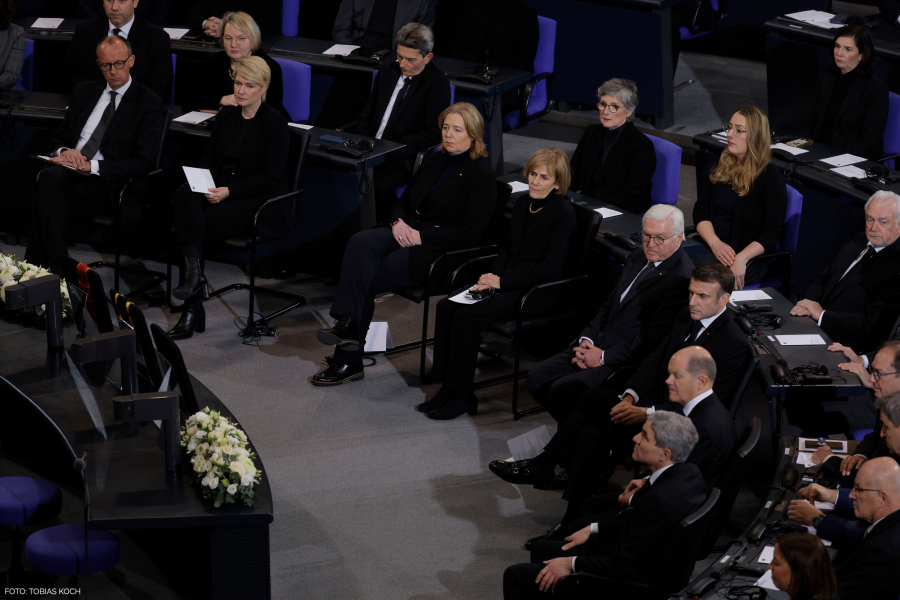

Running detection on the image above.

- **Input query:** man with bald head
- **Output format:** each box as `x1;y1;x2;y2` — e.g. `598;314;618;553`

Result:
788;457;900;599
25;36;165;269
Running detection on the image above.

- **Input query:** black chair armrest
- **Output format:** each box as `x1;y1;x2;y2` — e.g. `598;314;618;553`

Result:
251;189;303;235
516;274;589;325
519;72;555;124
426;244;498;291
412;143;440;178
746;250;789;268
605;233;640;251
451;253;498;288
116;168;166;210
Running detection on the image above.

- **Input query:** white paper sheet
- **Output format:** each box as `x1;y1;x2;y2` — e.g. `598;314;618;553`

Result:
36;155;97;175
771;142;809;155
795;451;817;467
754;570;780;591
785;10;843;29
757;546;775;564
509;181;530;194
323;44;360;56
164;28;190;39
507;425;552;461
288;123;314;130
821;153;865;167
712;132;727;140
595;207;623;219
182;167;216;193
173;111;216;124
449;289;488;305
729;290;772;302
799;437;848;453
31;18;64;28
805;525;832;545
364;322;393;352
831;165;868;178
775;334;826;346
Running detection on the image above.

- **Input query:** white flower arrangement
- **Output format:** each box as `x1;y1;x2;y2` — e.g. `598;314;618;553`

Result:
181;407;261;508
0;253;72;318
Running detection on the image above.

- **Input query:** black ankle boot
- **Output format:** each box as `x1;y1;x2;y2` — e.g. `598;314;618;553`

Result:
167;296;206;340
173;256;207;300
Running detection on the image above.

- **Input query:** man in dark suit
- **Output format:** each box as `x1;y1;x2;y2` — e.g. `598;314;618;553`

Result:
354;22;451;223
332;0;435;50
77;0;171;27
786;457;900;600
526;204;694;423
792;191;900;353
502;411;707;599
25;36;165;269
60;0;173;101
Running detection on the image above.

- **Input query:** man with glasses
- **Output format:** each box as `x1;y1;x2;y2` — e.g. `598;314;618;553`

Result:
61;0;172;101
526;205;694;424
787;457;900;600
25;36;165;269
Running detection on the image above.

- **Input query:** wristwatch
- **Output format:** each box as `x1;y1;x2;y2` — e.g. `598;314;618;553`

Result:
812;514;827;528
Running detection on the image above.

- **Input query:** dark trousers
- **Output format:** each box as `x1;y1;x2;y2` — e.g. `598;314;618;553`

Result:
330;227;417;366
373;157;413;225
171;184;252;254
526;350;615;422
503;537;616;600
25;166;113;269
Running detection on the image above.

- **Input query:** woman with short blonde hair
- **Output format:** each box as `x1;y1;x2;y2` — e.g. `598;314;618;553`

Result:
232;55;270;100
438;103;488;159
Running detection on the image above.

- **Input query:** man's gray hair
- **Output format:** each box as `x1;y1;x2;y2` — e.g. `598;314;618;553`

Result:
866;191;900;226
877;392;900;428
647;411;698;463
642;204;684;236
597;78;639;122
396;23;434;56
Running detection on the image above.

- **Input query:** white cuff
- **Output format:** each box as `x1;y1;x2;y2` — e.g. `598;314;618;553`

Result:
817;311;825;327
90;160;99;175
578;336;594;346
897;15;900;25
590;522;598;535
51;147;68;158
862;355;869;369
621;389;639;404
571;557;578;572
202;19;208;28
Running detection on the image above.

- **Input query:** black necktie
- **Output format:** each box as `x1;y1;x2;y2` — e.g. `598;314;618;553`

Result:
396;77;411;106
112;28;122;37
684;320;704;345
80;91;117;161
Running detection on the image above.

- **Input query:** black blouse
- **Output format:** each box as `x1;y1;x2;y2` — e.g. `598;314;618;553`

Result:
710;185;739;246
817;66;859;147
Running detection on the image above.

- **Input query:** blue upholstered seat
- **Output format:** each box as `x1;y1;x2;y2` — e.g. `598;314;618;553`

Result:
26;524;120;576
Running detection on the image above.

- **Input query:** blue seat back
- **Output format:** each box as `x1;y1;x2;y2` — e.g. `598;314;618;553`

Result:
645;134;681;206
282;0;300;36
168;53;176;105
16;38;35;92
779;184;803;255
502;15;556;131
274;57;312;122
885;92;900;169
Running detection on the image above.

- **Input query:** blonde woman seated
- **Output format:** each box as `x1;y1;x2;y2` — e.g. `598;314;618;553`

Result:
692;106;787;289
421;148;577;420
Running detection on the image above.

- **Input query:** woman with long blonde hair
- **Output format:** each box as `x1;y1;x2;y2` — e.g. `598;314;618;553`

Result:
692;106;787;289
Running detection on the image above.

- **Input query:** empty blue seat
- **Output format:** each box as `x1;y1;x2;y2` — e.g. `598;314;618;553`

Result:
502;16;556;132
0;477;62;527
26;525;120;577
645;134;682;206
273;58;312;123
884;92;900;169
16;38;35;92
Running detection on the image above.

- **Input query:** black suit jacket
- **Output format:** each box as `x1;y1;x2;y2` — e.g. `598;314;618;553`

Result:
573;462;706;584
387;150;495;281
882;0;900;23
184;50;289;121
657;392;736;491
570;121;656;214
60;17;173;102
332;0;435;48
580;246;694;367
800;66;889;161
626;308;751;409
357;61;451;153
693;162;787;255
443;0;539;73
488;193;576;292
77;0;171;27
189;0;282;34
805;233;900;352
833;509;900;600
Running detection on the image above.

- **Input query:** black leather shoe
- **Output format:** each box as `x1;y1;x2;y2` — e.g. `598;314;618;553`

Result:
173;256;208;300
311;363;364;386
524;521;565;551
549;467;570;491
425;393;477;420
316;318;360;351
416;387;453;413
167;298;206;340
488;458;554;487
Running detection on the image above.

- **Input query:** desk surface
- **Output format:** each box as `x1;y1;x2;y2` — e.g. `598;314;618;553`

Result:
766;16;900;61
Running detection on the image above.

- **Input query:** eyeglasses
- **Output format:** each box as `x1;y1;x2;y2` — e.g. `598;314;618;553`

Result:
851;485;882;494
868;368;900;381
222;36;248;45
598;101;623;114
641;232;676;245
98;60;128;72
723;124;747;136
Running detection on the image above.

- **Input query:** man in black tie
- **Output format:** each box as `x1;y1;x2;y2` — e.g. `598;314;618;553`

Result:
25;36;165;269
332;0;435;50
526;204;694;424
791;191;900;353
60;0;173;101
354;22;451;222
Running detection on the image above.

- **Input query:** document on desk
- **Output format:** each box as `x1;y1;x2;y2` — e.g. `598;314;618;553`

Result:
784;10;842;29
173;111;216;125
799;437;848;453
509;181;530;194
31;18;64;28
288;123;314;130
757;546;775;564
507;426;552;461
821;153;865;167
182;167;216;193
775;334;826;346
164;28;190;39
729;290;772;302
754;571;780;590
323;44;360;56
595;207;623;219
831;165;867;178
771;142;809;156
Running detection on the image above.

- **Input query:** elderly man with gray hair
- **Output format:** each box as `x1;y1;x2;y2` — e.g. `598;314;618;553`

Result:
791;190;900;352
502;410;706;599
569;78;657;213
526;204;694;424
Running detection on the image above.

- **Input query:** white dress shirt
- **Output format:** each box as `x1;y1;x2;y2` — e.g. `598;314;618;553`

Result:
819;244;885;326
53;77;131;174
108;16;135;38
375;75;411;139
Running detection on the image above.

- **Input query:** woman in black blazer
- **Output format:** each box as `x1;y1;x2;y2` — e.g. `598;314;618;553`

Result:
421;148;577;420
184;11;289;121
570;78;656;214
800;20;888;160
169;56;289;339
693;106;787;289
312;102;496;386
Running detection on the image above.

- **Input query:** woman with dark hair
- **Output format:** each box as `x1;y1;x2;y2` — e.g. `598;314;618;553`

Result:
769;533;837;600
0;0;25;92
800;18;888;160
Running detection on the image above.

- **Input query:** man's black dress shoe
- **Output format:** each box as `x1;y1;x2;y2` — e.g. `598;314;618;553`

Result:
311;363;364;386
488;458;554;488
316;318;360;351
425;393;477;420
524;521;565;551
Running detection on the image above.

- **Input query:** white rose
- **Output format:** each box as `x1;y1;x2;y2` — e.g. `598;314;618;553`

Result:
207;476;219;489
226;484;237;495
194;412;210;423
230;461;246;479
186;426;198;437
204;460;212;472
194;430;206;439
241;473;254;486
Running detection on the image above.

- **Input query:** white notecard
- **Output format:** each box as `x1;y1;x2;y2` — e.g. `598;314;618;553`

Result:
771;142;809;156
507;426;552;461
831;165;867;178
449;289;487;305
182;167;216;193
821;153;865;167
164;28;190;39
323;44;360;56
364;322;393;353
776;334;826;346
173;111;216;124
36;155;96;175
754;570;779;591
786;10;834;20
729;290;772;302
509;181;530;194
757;546;775;564
32;18;64;28
288;123;314;130
595;207;623;218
